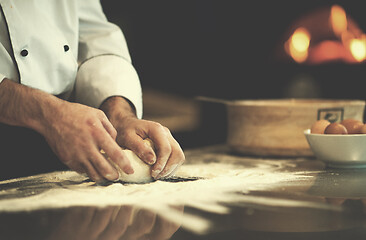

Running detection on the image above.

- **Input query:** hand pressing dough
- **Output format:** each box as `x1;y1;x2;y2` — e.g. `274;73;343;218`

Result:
101;139;155;183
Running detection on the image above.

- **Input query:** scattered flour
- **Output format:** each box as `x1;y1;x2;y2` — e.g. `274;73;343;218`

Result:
0;161;318;233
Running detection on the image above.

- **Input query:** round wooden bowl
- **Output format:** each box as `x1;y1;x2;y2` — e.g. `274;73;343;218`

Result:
226;99;365;157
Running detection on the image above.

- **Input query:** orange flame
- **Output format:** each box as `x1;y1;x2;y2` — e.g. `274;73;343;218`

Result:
285;4;366;63
330;4;366;62
330;5;347;37
349;37;366;61
286;27;310;63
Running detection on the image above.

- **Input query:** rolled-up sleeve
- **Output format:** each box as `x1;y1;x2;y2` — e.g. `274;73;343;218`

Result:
75;0;142;119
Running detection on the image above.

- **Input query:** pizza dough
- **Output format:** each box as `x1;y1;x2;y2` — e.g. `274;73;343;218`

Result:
101;139;154;183
116;149;153;183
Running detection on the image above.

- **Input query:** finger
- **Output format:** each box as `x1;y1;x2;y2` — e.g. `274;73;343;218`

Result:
100;115;117;140
65;161;85;174
46;207;96;239
88;206;116;237
98;206;133;239
89;149;120;181
147;125;172;179
123;209;157;239
159;161;183;179
99;136;134;175
80;159;104;182
149;214;182;240
122;133;156;165
90;120;132;177
156;136;185;179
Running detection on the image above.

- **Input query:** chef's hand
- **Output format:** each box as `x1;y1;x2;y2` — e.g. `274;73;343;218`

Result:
40;101;132;182
100;96;185;179
0;79;128;182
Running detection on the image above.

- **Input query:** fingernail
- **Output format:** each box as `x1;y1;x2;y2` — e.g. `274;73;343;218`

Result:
105;173;119;181
147;156;156;165
124;165;134;175
141;152;156;165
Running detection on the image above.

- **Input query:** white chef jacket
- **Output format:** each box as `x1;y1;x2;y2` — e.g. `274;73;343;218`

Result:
0;0;142;119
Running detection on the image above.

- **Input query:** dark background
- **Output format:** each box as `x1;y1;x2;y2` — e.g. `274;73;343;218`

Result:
2;1;366;180
101;0;366;101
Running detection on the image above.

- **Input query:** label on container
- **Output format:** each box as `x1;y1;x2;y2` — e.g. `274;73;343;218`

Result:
317;108;344;123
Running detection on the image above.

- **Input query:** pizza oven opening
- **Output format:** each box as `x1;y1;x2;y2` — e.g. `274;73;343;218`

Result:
278;4;366;65
270;4;366;101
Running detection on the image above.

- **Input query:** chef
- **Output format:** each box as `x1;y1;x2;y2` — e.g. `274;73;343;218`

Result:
0;0;185;181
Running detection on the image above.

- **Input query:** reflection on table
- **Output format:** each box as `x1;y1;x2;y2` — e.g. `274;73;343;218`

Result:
0;205;183;240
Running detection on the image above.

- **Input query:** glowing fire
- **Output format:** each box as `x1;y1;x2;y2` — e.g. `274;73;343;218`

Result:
330;5;347;37
349;38;366;61
286;4;366;64
286;27;310;63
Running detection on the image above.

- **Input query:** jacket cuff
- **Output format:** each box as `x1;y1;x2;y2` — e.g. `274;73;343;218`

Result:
75;55;143;119
0;74;6;84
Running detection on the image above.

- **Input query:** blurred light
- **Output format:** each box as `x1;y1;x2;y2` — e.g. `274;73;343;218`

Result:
284;4;366;64
330;5;347;37
349;38;366;62
287;27;310;63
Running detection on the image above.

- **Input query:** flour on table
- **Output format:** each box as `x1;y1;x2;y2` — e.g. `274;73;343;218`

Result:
0;160;321;233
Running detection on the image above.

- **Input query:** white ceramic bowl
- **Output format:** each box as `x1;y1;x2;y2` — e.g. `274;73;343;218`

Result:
304;129;366;168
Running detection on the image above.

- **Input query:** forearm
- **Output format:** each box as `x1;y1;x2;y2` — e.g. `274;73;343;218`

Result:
0;78;63;134
99;96;137;126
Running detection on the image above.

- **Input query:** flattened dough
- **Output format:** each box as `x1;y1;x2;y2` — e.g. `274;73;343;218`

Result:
102;139;154;183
